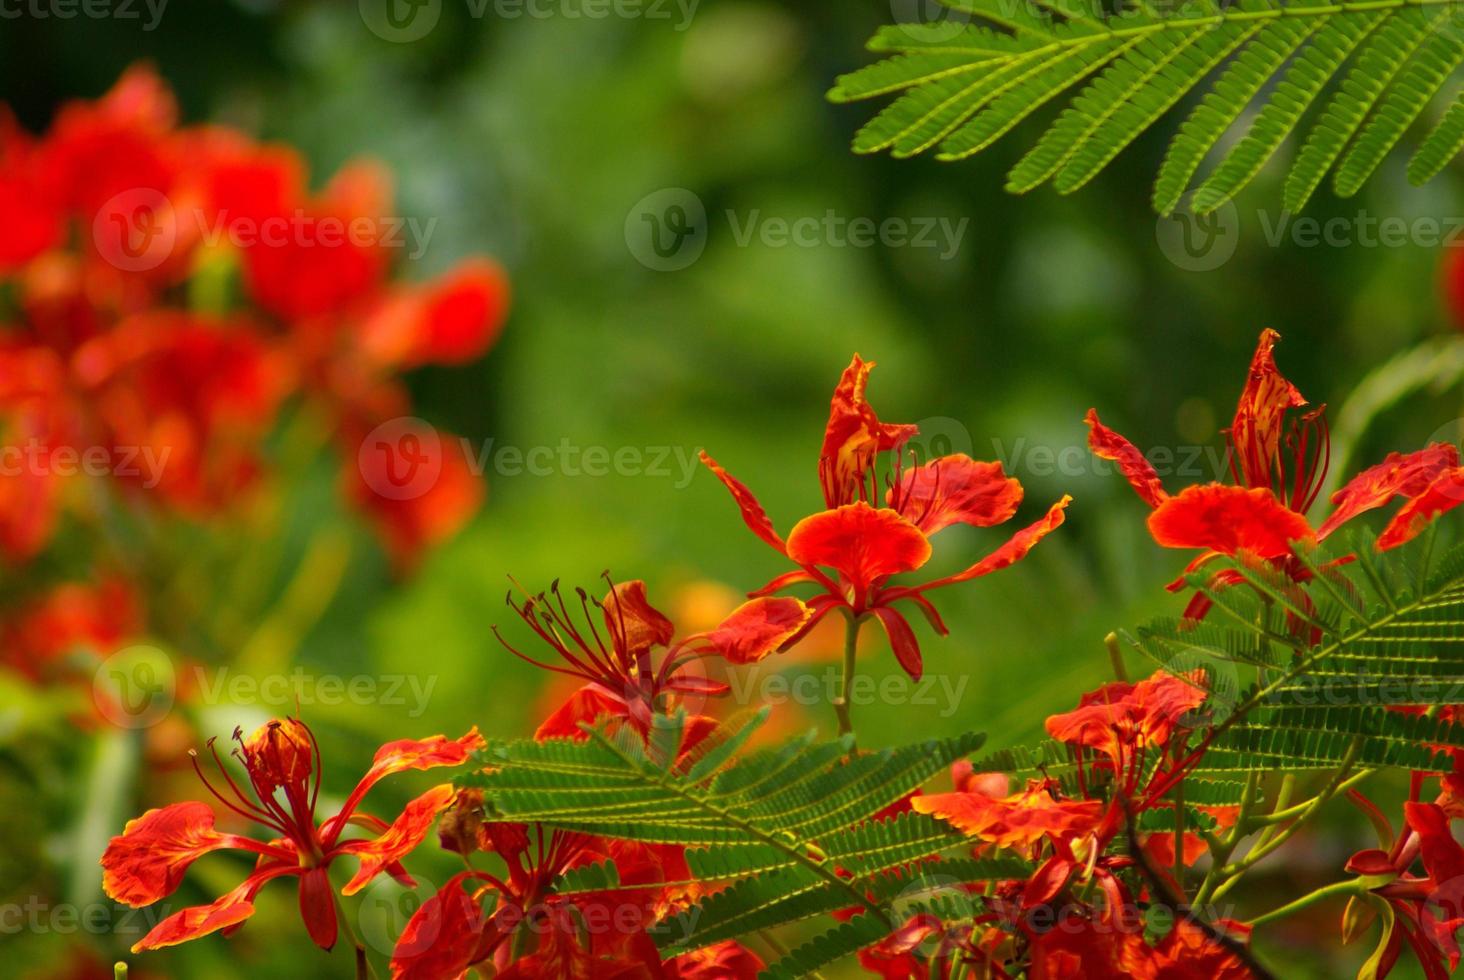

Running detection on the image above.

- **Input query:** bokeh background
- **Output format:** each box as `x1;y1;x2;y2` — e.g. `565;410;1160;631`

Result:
3;0;1463;976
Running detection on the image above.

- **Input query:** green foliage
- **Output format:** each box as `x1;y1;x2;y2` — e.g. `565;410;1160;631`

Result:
832;0;1464;210
1120;530;1464;774
458;712;1031;973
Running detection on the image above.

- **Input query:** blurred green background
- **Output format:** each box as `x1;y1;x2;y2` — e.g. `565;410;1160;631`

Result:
4;0;1463;976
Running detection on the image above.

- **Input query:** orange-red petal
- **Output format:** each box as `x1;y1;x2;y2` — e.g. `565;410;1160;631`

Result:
390;871;493;980
872;605;924;681
331;728;486;839
602;579;676;660
910;496;1070;593
130;866;295;953
699;451;786;555
665;940;766;979
697;596;812;664
101;801;237;907
363;727;486;786
1319;443;1460;540
340;784;458;895
1085;408;1168;508
1045;669;1208;759
912;780;1103;854
819;355;917;508
1229;329;1307;489
1148;484;1312;559
786;503;932;592
1379;467;1464;550
535;684;628;741
890;454;1023;533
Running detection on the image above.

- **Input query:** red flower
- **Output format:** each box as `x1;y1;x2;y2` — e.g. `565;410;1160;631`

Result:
361;258;511;368
1044;670;1209;767
1;576;140;683
703;354;1069;679
73;313;295;510
495;576;810;740
100;718;483;953
1089;329;1458;617
393;822;763;980
0;108;63;272
238;160;391;324
344;421;486;571
1344;800;1464;979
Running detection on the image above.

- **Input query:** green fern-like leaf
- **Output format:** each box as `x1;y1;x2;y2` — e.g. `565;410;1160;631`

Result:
1121;533;1464;775
834;0;1464;210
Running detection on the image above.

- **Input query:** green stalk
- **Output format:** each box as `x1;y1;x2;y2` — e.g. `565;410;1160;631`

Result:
1245;879;1363;929
835;611;863;750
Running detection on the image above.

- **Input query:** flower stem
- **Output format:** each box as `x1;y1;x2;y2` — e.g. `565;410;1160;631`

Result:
1245;879;1362;929
333;889;375;980
834;612;862;750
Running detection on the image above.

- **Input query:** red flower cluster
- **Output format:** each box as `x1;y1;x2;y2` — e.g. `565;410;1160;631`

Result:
702;355;1069;680
0;65;508;682
394;577;782;978
1089;329;1461;618
907;669;1256;979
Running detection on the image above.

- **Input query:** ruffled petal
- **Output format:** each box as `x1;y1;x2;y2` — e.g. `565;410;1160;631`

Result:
602;579;676;661
699;451;786;555
390;871;495;980
819;355;917;508
1379;468;1464;550
131;864;296;952
871;606;924;680
1148;484;1313;559
786;503;932;594
912;781;1102;854
665;940;766;979
340;784;458;896
328;728;486;844
535;684;630;741
101;801;247;907
361;727;486;787
902;496;1070;594
1229;329;1308;490
889;454;1023;534
695;596;812;664
1319;443;1460;539
1085;408;1168;508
